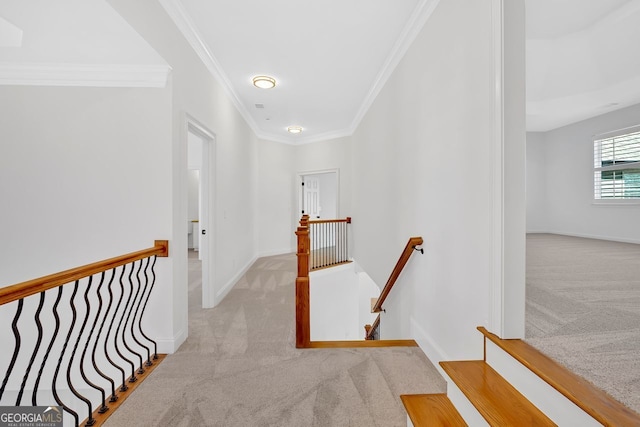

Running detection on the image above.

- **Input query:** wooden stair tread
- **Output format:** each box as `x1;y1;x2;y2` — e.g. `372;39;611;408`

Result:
478;326;640;426
401;393;467;426
307;339;417;348
440;360;556;426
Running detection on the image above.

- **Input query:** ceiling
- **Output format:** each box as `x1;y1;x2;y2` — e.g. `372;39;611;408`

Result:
1;0;640;139
160;0;436;143
0;0;168;86
526;0;640;131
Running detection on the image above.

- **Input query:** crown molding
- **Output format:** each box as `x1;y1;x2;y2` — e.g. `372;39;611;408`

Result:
349;0;442;134
0;63;171;87
255;127;353;146
160;0;441;145
290;128;353;145
159;0;262;137
0;16;23;47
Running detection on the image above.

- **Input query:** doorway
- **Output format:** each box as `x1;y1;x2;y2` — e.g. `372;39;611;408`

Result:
298;170;339;219
186;118;215;310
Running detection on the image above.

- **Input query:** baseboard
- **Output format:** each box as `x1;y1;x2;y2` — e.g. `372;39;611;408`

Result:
156;326;187;354
410;318;449;378
530;231;640;245
257;248;294;258
215;255;258;304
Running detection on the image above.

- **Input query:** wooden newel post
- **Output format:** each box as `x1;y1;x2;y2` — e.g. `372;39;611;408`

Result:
295;215;311;348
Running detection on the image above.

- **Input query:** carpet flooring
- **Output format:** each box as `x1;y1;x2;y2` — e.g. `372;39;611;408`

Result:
104;251;445;427
525;234;640;414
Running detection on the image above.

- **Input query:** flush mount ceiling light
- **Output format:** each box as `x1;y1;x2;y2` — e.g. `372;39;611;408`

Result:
252;75;276;89
287;126;303;134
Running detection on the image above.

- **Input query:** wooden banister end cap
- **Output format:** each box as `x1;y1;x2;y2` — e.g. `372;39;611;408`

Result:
154;240;169;257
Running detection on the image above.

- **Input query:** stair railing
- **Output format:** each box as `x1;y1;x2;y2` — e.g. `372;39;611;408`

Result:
0;240;168;427
308;217;352;270
295;216;311;348
371;237;424;314
295;215;352;347
364;314;380;340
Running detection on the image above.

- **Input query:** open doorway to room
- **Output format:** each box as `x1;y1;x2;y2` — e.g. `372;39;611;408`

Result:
186;119;215;311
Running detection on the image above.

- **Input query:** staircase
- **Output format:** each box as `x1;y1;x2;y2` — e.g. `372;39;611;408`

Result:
402;327;640;426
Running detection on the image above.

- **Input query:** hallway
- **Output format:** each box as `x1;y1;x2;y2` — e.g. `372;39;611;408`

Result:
104;253;445;426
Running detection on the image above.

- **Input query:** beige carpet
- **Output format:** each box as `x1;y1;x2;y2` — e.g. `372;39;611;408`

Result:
526;234;640;414
104;252;445;426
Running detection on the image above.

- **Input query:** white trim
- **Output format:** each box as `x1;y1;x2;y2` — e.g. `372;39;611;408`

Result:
0;16;23;47
0;63;171;87
159;0;334;146
215;255;257;305
489;0;506;338
184;113;217;309
286;128;353;146
593;199;640;205
410;318;449;378
297;168;341;218
156;327;187;354
159;0;264;138
349;0;442;134
160;0;442;145
593;123;640;140
531;231;640;245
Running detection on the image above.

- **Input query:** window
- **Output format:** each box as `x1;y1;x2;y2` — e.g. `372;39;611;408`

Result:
594;128;640;200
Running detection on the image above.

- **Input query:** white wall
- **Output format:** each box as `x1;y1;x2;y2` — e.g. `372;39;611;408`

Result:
526;132;548;232
314;172;337;219
349;0;524;360
309;264;361;341
0;0;262;356
254;136;353;257
296;137;353;219
526;103;640;243
358;270;380;335
0;85;174;349
256;138;296;256
109;0;259;346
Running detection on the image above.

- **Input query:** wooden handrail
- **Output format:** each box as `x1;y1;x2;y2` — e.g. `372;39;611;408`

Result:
309;217;352;224
365;313;381;340
0;240;169;306
371;237;423;313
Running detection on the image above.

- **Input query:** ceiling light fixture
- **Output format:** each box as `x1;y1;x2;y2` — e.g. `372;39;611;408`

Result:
252;75;276;89
287;126;303;134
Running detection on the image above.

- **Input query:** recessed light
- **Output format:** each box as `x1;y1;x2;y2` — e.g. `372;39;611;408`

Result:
252;75;276;89
287;126;303;134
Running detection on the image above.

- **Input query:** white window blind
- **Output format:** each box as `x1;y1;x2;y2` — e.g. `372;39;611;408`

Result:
594;129;640;200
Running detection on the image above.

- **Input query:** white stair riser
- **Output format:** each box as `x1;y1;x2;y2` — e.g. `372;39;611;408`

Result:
445;379;490;426
485;340;601;427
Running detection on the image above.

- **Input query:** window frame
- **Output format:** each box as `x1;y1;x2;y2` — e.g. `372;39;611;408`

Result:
593;125;640;205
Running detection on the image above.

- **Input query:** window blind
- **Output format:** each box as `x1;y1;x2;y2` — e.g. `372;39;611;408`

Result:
594;129;640;199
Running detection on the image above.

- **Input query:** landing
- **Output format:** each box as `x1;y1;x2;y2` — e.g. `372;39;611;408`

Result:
105;253;445;426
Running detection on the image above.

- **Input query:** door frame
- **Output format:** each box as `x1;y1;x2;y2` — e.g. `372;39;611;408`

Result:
184;114;216;309
296;168;340;218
